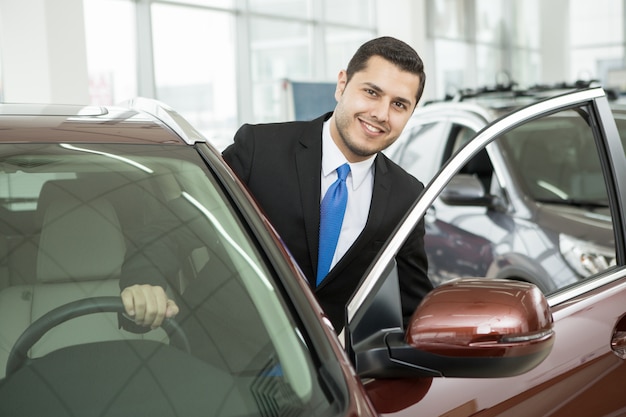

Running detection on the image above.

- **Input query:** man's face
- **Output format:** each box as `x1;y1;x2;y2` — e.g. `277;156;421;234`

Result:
330;55;422;163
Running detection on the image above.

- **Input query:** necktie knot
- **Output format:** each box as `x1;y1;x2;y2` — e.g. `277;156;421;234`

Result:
336;163;350;182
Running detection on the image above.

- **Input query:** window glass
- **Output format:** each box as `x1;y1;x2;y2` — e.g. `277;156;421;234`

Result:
151;3;237;150
570;0;624;46
474;0;505;44
0;143;337;414
324;27;376;80
411;107;615;294
613;109;626;148
166;0;234;6
0;172;76;211
384;121;454;183
249;17;311;122
475;45;504;86
249;0;310;19
427;0;468;39
569;46;626;85
83;0;137;104
511;50;542;88
323;0;374;27
498;109;615;286
432;39;471;96
511;0;539;48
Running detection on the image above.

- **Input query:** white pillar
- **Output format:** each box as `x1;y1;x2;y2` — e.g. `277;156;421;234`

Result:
0;0;89;104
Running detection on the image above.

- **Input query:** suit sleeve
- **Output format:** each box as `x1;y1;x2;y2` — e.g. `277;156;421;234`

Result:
222;123;256;184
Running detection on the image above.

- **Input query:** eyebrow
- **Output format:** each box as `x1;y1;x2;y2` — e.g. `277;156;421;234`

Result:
364;82;413;108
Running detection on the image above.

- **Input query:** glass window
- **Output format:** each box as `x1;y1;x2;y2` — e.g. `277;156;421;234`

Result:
324;27;376;79
167;0;234;6
384;121;455;183
432;39;471;96
82;0;377;138
427;0;468;39
475;0;505;44
323;0;374;27
497;109;614;286
0;143;337;414
249;17;311;122
476;45;505;86
151;3;237;150
570;46;626;84
249;0;311;19
394;106;616;295
83;0;137;104
511;0;540;49
570;0;624;47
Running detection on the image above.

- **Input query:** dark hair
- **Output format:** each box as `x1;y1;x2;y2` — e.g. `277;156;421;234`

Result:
346;36;426;106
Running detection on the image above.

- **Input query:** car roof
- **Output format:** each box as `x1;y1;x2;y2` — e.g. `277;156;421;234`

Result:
419;80;607;119
0;101;193;145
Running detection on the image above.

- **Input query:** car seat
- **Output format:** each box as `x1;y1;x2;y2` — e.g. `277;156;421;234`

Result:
0;179;166;377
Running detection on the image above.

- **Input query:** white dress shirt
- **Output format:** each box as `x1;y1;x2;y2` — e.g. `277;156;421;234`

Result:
321;120;375;269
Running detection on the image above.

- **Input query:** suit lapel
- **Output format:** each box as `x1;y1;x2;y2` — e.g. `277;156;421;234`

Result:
295;114;330;284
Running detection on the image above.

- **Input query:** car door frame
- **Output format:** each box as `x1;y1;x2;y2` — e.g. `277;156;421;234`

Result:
345;87;626;414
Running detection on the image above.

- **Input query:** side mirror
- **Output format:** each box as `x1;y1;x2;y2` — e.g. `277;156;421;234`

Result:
353;278;554;379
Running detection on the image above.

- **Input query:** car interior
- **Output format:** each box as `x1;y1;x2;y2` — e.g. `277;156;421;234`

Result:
0;144;322;416
0;176;170;378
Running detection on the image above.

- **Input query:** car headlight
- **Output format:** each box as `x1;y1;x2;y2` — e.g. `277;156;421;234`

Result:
559;234;616;277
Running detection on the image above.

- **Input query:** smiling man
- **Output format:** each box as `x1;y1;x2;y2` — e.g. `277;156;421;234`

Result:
221;36;432;331
121;36;433;333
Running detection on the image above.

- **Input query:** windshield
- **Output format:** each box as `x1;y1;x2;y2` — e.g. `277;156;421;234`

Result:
0;143;334;416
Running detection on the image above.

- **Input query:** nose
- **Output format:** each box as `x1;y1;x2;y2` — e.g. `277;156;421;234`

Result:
369;99;390;123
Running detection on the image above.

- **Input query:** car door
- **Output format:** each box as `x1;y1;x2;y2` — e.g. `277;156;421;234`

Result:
350;87;626;416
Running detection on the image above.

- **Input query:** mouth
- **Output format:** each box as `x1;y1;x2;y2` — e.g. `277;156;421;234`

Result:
359;118;386;135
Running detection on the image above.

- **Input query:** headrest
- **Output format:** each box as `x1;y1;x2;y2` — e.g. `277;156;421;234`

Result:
36;184;126;283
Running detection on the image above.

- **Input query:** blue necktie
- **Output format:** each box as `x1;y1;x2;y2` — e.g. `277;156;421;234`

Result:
317;163;350;286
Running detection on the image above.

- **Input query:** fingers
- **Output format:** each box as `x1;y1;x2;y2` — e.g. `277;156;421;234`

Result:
120;285;179;329
166;299;180;318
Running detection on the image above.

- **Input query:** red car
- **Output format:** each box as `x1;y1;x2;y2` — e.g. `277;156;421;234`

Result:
0;89;623;416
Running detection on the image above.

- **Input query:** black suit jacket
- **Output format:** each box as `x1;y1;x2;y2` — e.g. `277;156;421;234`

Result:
222;113;432;331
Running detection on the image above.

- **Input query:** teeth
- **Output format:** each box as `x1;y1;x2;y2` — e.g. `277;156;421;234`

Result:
363;122;381;133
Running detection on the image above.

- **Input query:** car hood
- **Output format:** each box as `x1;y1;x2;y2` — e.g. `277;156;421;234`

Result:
535;203;615;247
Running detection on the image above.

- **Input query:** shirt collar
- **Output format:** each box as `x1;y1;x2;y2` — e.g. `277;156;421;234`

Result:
322;120;375;191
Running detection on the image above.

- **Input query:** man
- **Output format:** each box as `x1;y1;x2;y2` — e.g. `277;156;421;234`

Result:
121;36;432;332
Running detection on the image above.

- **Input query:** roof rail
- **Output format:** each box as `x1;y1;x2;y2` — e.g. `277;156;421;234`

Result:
442;79;602;103
119;97;207;145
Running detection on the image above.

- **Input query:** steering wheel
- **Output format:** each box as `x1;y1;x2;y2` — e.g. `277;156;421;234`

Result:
6;296;190;376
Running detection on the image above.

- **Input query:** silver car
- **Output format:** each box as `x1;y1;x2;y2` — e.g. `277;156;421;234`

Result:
386;83;626;293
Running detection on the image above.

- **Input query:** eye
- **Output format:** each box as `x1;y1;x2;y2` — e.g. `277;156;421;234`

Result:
365;89;378;97
394;101;407;110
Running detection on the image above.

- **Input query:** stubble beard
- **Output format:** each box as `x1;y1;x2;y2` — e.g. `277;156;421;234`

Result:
333;112;383;159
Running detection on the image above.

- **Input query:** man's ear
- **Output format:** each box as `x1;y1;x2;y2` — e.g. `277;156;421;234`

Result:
335;70;348;100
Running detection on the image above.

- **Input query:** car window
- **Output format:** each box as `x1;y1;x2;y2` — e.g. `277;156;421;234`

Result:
385;121;451;183
0;143;339;416
420;104;616;297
